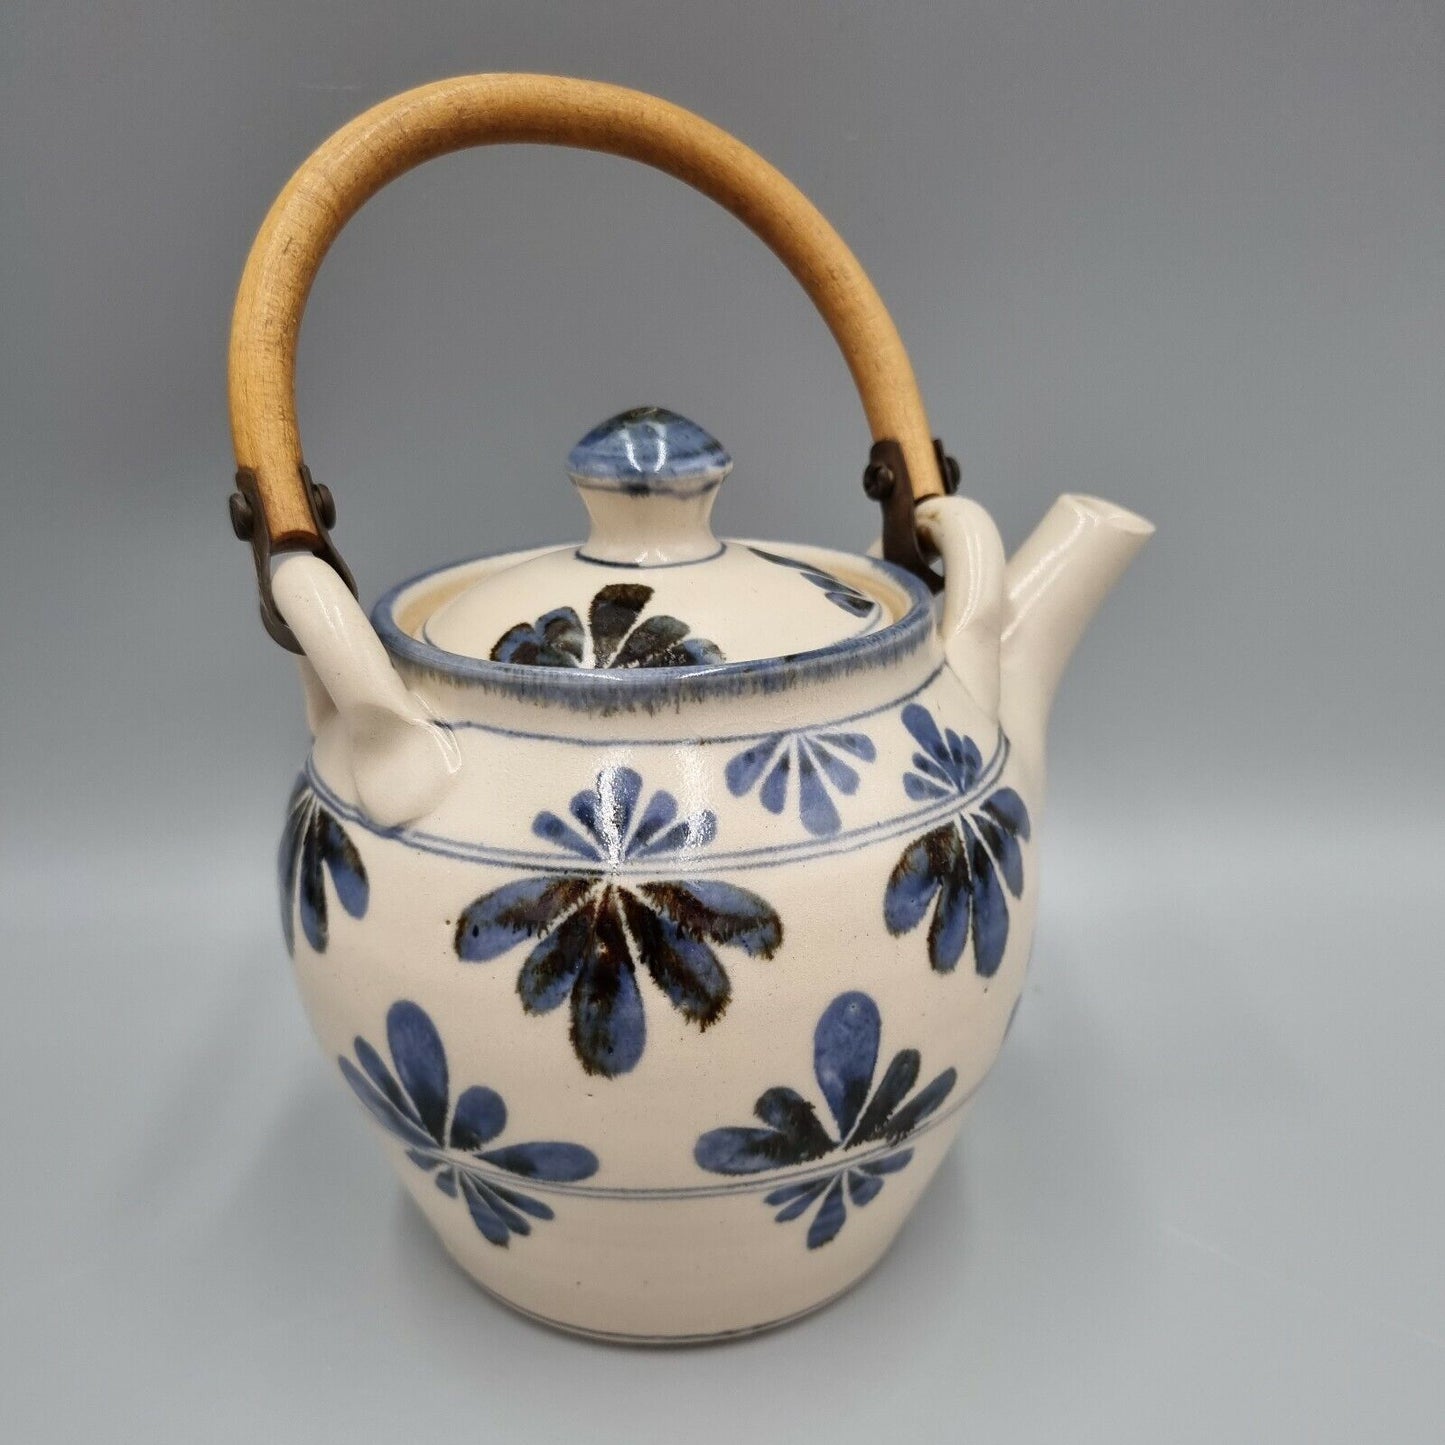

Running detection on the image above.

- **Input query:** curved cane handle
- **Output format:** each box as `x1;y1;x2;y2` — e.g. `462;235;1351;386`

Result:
228;74;947;645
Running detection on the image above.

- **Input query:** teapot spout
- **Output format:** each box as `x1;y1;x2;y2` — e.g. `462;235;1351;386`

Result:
1001;494;1153;744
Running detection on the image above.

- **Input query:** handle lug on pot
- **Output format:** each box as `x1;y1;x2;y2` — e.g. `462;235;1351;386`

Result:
272;555;461;827
230;465;356;654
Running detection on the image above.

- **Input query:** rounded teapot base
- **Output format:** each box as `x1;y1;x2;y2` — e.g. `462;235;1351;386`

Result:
403;1123;960;1343
461;1270;873;1347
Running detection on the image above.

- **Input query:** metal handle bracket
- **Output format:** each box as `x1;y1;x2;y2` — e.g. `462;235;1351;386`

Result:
865;438;960;592
229;464;356;653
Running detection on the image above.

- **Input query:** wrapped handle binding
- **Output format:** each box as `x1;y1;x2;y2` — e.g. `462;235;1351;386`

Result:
227;73;951;649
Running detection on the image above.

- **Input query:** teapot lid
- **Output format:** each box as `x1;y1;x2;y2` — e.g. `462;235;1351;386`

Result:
420;407;897;670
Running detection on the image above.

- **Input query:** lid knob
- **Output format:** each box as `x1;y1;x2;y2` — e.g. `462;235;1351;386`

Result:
567;407;729;566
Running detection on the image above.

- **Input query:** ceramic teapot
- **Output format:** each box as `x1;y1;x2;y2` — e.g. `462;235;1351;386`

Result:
227;75;1151;1343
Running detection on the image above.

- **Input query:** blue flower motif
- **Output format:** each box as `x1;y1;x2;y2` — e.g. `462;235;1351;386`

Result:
454;767;783;1079
278;776;369;955
883;705;1031;977
491;583;724;668
724;728;877;837
340;1000;599;1247
747;546;876;617
694;991;956;1249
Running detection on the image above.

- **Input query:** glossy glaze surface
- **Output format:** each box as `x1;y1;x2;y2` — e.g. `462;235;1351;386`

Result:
422;412;888;661
270;472;1150;1339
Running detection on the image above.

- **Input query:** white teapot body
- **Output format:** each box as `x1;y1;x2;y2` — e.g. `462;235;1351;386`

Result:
276;495;1147;1341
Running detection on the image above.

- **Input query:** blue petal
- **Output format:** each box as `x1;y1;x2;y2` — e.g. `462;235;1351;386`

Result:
982;786;1032;842
610;613;693;668
887;1070;957;1138
765;1176;832;1208
449;1085;506;1152
516;907;592;1013
725;736;784;798
491;607;583;666
569;905;646;1077
338;1056;437;1151
435;1167;459;1196
459;1173;511;1246
929;859;973;974
622;896;730;1026
588;584;653;666
975;811;1024;897
298;817;328;953
759;750;790;816
350;1035;435;1146
694;1125;817;1174
825;587;874;617
796;744;842;837
406;1148;440;1173
480;1141;599;1182
850;1048;921;1144
643;880;782;958
858;1148;914;1177
536;607;584;652
901;703;947;761
911;752;957;787
594;767;643;854
769;1177;832;1221
489;622;535;665
352;1037;423;1128
277;781;309;954
884;827;952;936
455;876;593;962
629;809;717;859
967;828;1009;977
813;992;880;1138
751;1086;835;1156
628;788;678;853
808;740;862;797
679;637;726;665
317;814;368;919
846;1168;885;1208
817;731;876;763
568;786;601;840
531;811;604;860
386;1001;449;1144
469;1178;532;1237
489;1184;554;1221
747;545;817;577
806;1176;849;1249
904;773;951;802
598;612;693;667
945;728;983;789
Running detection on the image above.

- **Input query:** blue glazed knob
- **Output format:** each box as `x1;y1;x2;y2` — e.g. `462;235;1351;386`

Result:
568;407;731;496
568;408;730;565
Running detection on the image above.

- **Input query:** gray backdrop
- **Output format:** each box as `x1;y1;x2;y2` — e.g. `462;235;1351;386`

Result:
3;2;1442;1440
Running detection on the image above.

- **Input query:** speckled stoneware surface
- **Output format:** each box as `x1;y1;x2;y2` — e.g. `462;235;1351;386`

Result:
266;403;1152;1342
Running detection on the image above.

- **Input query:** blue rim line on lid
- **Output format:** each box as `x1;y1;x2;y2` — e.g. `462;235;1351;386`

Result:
370;546;936;710
571;543;728;569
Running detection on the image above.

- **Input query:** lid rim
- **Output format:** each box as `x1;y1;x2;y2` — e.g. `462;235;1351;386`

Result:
371;545;935;708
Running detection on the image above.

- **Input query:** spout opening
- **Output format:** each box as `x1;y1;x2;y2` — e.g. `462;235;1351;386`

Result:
1058;493;1155;537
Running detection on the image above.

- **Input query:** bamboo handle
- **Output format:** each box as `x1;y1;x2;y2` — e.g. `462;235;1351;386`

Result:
229;73;943;565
